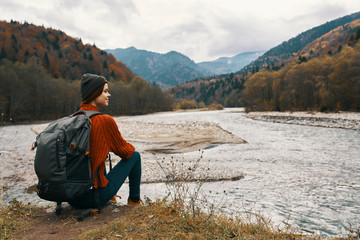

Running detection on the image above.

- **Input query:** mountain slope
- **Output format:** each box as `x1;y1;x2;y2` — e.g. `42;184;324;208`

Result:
239;11;360;73
0;20;135;82
149;62;206;87
106;47;210;87
299;19;360;58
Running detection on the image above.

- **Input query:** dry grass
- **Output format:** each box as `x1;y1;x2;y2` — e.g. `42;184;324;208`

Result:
75;198;301;240
0;164;4;205
0;199;43;239
1;197;359;239
73;198;360;240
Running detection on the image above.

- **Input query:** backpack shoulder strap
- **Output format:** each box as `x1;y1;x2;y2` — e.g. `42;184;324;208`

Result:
72;110;103;118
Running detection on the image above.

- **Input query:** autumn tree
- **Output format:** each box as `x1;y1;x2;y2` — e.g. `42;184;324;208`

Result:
241;42;360;112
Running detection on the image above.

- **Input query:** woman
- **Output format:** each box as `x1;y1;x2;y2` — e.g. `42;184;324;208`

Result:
69;73;142;208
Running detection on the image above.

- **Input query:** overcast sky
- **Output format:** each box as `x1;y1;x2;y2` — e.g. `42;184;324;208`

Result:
1;0;359;62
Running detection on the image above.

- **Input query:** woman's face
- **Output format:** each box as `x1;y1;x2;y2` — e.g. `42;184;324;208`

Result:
94;83;111;107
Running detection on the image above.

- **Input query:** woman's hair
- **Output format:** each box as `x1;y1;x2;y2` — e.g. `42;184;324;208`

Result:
81;83;105;104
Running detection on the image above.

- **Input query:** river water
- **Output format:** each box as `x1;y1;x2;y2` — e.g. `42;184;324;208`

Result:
1;108;359;236
117;108;360;236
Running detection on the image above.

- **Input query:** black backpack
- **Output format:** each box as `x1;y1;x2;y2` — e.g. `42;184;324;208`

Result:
33;110;101;216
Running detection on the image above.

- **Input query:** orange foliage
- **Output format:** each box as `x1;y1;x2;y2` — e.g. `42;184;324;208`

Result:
61;43;71;49
49;57;61;78
2;31;10;38
0;20;136;82
47;34;56;42
300;18;360;58
108;63;117;72
34;42;43;51
91;59;102;74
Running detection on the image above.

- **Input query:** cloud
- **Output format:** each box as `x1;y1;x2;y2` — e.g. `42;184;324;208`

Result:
0;0;359;62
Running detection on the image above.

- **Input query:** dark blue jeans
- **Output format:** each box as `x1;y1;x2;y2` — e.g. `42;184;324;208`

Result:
69;151;141;209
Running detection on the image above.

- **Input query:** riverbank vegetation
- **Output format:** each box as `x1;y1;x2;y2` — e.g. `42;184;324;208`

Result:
242;42;360;112
173;99;224;110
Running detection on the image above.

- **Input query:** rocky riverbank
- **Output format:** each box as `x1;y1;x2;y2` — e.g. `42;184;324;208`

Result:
0;117;246;206
246;111;360;130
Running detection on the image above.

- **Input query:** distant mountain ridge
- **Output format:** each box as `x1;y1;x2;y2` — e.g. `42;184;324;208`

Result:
198;51;265;75
106;47;262;87
106;47;208;87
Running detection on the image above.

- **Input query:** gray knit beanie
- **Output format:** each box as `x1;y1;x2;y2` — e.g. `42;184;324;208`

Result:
80;73;108;101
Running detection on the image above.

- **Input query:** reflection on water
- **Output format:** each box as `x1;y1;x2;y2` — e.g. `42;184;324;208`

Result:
118;108;360;236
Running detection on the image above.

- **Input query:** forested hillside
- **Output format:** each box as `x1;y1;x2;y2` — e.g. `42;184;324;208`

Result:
300;19;360;59
0;20;172;123
243;42;360;111
256;12;360;70
0;20;134;82
169;73;244;106
170;12;360;111
242;18;360;112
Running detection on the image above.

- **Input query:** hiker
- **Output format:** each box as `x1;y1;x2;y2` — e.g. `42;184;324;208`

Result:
69;73;142;208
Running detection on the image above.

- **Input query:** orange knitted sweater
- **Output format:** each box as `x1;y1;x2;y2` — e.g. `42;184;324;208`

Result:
80;104;135;188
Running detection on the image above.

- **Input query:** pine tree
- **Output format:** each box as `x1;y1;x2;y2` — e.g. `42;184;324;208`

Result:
103;60;108;69
88;53;94;61
44;52;50;68
0;47;7;60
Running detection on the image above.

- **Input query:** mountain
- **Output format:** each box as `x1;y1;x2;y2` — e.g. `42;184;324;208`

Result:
241;19;360;112
299;18;360;58
106;47;262;87
239;11;360;73
169;11;360;108
106;47;211;87
197;51;265;75
0;20;135;82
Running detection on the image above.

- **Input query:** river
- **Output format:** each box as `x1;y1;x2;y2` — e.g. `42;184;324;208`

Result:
117;108;360;236
1;108;359;236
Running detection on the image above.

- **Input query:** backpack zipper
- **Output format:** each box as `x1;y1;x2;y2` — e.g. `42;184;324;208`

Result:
56;138;61;170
